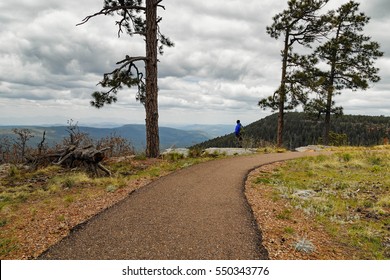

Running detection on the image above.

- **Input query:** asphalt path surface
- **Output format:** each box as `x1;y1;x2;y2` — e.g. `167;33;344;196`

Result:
39;151;319;260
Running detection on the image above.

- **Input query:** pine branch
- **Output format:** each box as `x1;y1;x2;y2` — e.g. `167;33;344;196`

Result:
77;5;146;26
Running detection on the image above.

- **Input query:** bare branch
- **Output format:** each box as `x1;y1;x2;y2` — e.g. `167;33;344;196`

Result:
116;56;148;65
98;55;147;81
98;162;112;176
77;5;146;26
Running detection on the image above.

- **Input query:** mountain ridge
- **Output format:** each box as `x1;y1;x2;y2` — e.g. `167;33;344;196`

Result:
192;112;390;149
0;124;215;152
4;113;389;152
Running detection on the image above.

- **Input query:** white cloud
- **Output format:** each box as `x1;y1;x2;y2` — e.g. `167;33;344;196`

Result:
0;0;389;126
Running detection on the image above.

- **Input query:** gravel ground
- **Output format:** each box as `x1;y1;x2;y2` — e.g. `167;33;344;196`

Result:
39;151;319;260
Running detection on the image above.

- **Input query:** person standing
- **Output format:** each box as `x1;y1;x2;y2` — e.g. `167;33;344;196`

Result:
235;120;243;147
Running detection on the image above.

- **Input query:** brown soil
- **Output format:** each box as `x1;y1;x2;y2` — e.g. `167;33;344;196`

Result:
0;158;162;259
245;162;358;259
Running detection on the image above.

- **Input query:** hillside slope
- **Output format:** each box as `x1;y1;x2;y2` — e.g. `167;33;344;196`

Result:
193;113;390;149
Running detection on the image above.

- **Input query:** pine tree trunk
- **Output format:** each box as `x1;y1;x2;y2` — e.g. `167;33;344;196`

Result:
277;32;289;147
277;95;285;147
145;0;159;158
323;47;337;146
323;88;332;145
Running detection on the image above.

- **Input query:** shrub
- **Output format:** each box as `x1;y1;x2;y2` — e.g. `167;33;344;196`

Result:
8;165;21;178
0;219;7;227
106;185;118;193
62;177;76;189
165;152;184;162
188;148;203;158
294;237;315;254
276;209;292;220
341;153;352;162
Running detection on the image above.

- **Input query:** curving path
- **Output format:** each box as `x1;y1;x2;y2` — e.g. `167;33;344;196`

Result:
39;151;319;260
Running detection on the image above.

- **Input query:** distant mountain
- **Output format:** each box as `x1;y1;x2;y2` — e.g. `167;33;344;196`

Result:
0;124;210;152
192;112;390;150
174;124;234;139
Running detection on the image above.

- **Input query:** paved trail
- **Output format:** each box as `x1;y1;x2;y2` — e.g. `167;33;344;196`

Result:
39;152;318;260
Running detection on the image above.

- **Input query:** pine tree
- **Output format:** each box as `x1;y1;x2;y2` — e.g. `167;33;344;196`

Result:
303;1;383;145
78;0;174;158
259;0;329;147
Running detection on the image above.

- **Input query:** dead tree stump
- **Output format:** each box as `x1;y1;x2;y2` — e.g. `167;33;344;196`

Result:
54;146;111;176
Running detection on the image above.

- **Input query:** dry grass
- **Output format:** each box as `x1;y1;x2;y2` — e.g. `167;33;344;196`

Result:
246;146;390;259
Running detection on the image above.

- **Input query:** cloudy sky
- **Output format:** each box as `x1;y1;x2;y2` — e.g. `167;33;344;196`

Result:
0;0;389;127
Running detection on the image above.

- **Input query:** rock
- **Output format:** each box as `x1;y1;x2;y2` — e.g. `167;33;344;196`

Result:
161;147;258;157
204;148;257;156
295;145;330;152
293;189;316;199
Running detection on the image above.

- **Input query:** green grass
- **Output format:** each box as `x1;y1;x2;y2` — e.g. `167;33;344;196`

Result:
256;146;390;259
276;208;292;220
0;218;7;227
284;226;295;235
0;238;18;256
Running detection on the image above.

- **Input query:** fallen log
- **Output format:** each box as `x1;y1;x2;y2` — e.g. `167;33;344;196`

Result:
53;146;111;176
26;145;112;176
24;124;112;176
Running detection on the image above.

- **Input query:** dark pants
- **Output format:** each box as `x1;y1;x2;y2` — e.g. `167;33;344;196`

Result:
235;134;242;147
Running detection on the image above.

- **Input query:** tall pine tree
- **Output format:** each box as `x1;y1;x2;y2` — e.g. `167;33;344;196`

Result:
303;1;383;145
78;0;173;158
259;0;329;147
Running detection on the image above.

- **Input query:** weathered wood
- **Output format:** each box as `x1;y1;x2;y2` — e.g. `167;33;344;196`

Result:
55;146;111;176
28;145;111;176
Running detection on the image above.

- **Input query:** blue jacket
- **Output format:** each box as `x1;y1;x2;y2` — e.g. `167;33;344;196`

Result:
235;123;242;135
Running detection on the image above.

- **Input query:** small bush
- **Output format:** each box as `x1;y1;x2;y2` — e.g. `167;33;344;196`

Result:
133;153;147;160
341;153;352;162
294;237;315;254
63;195;74;204
0;218;7;227
106;185;118;193
188;148;203;158
8;165;21;178
371;165;381;173
165;152;184;162
15;193;29;203
276;209;292;220
0;238;18;255
57;215;65;222
254;177;272;184
284;227;295;235
62;177;76;189
369;156;382;166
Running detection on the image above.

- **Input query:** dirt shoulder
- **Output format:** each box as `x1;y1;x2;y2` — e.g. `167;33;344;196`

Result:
245;162;358;260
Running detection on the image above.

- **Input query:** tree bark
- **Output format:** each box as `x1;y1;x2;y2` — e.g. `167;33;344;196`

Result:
323;87;333;145
26;145;111;176
323;33;339;146
145;0;160;158
277;31;290;147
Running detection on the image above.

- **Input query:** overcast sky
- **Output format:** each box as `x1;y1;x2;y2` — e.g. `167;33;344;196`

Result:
0;0;389;127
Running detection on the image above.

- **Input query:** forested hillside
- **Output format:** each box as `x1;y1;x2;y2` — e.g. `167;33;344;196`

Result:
193;113;390;150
